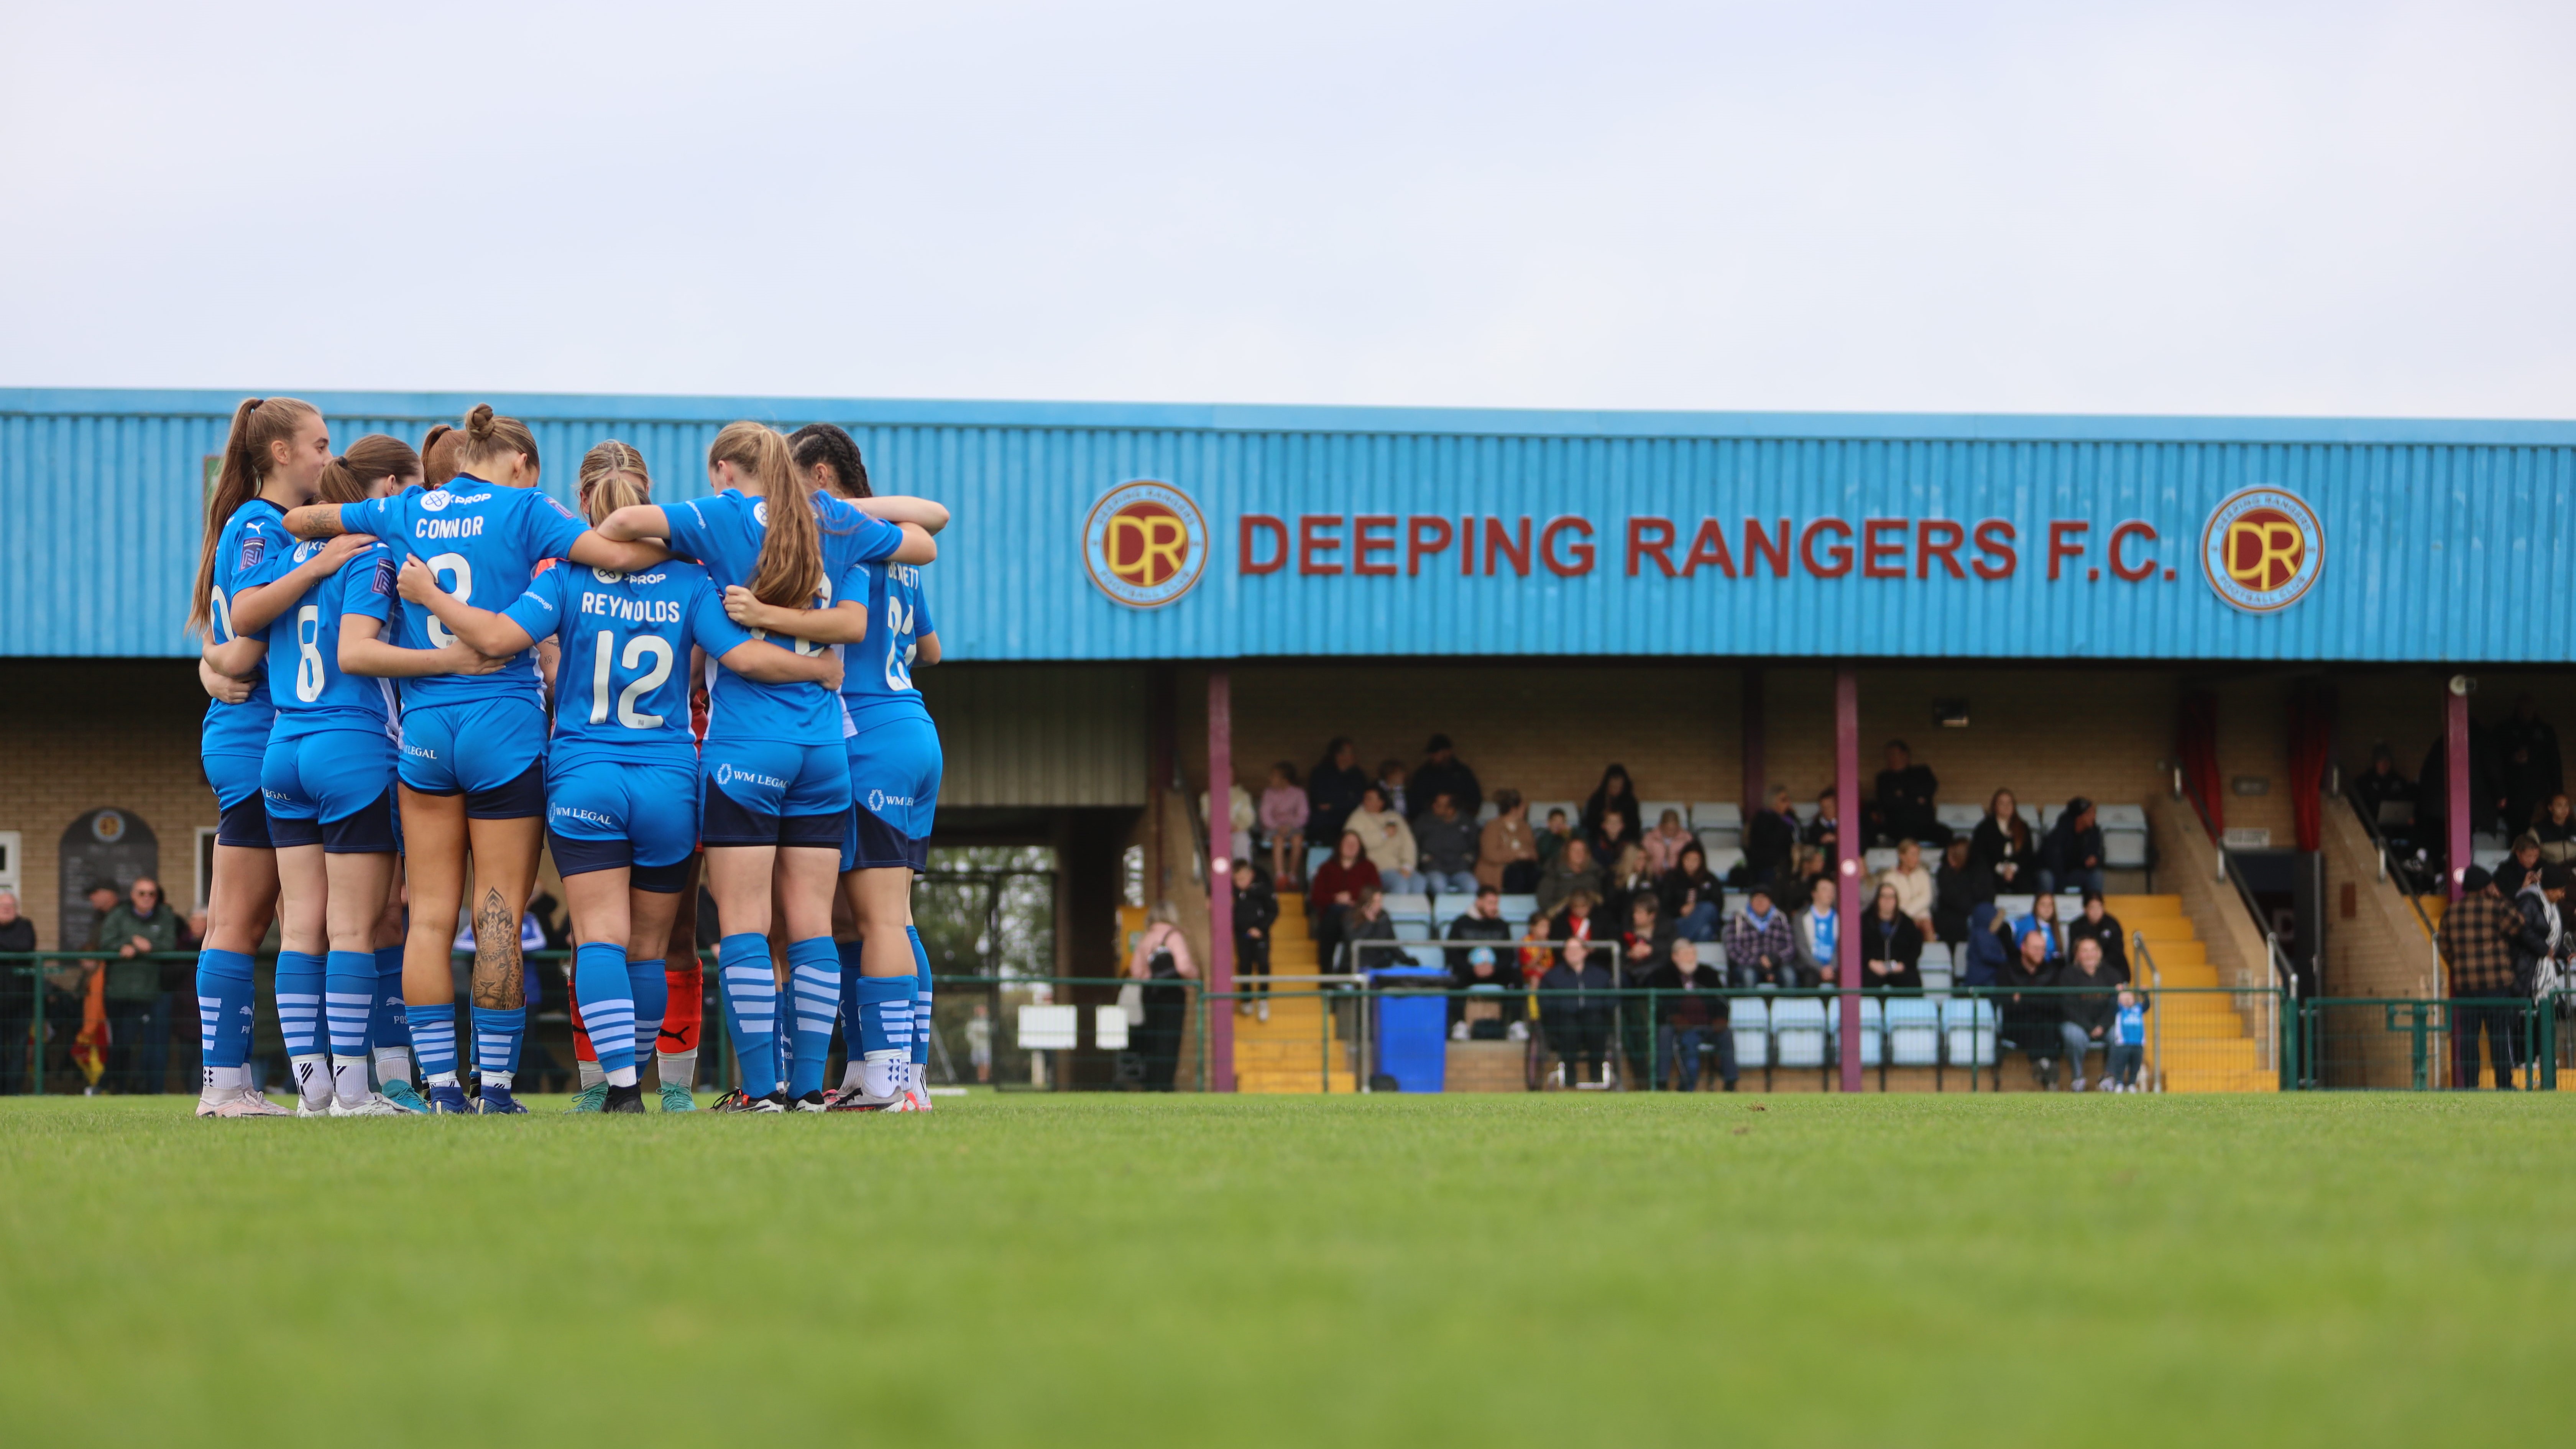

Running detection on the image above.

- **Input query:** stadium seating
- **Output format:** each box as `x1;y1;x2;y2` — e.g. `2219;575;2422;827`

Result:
1702;845;1747;879
1690;802;1741;844
1935;803;1984;833
1863;846;1899;874
1771;997;1828;1068
1729;997;1769;1070
1941;998;1996;1066
1636;799;1687;832
1919;941;1953;993
1307;844;1332;877
1530;801;1579;831
1497;894;1538;922
1830;997;1884;1066
2100;803;2148;868
1382;893;1433;922
1392;918;1431;941
1886;999;1940;1065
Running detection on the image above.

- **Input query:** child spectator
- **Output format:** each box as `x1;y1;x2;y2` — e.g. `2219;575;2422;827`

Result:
1618;894;1675;985
1658;841;1724;942
1960;901;2009;987
1346;785;1423;894
1516;911;1556;988
2108;988;2147;1092
1804;785;1842;858
1723;884;1798;989
2039;796;2106;897
1413;792;1480;896
1259;762;1310;887
1589;808;1637;879
1641;808;1694;875
1794;876;1840;986
1411;734;1482;822
1306;737;1370;848
1646;937;1736;1091
1230;859;1277;1022
1476;789;1539;893
1534;807;1575;867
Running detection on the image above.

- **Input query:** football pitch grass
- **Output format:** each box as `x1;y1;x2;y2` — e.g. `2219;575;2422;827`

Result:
3;1092;2568;1447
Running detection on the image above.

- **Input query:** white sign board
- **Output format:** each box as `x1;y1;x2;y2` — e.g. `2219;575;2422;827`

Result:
1018;1004;1079;1051
1094;1004;1130;1051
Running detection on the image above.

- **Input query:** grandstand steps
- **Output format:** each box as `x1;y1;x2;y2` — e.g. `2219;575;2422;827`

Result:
2108;894;2279;1093
1232;912;1357;1093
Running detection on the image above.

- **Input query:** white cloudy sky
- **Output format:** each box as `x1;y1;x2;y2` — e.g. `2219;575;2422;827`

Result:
3;1;2570;417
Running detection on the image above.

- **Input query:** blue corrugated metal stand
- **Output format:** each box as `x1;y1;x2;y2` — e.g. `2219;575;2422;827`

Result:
2;388;2569;663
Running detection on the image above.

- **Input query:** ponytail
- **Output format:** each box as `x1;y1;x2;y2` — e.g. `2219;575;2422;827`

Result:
419;423;461;487
576;440;652;525
787;423;871;499
316;434;422;508
452;402;540;478
712;421;820;606
189;395;318;636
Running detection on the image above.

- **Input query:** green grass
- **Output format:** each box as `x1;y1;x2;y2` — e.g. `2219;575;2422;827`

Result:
3;1092;2568;1446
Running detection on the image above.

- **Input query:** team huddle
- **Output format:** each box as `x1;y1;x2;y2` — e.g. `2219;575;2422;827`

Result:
188;399;948;1116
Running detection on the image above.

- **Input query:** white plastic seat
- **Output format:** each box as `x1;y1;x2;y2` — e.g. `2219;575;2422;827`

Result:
1919;942;1953;971
1475;801;1500;825
2104;830;2149;868
1771;997;1829;1068
1704;846;1746;879
1497;894;1539;923
1381;893;1434;919
1729;997;1769;1070
1935;803;1985;831
2096;804;2147;830
1392;919;1431;942
1995;893;2036;918
1886;999;1941;1066
1691;802;1742;832
1863;847;1900;875
2037;804;2063;831
1942;998;1996;1066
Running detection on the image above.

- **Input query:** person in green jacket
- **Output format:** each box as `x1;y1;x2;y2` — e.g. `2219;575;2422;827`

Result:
94;877;179;1094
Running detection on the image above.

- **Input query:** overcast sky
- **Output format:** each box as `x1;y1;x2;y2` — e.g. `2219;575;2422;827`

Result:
3;1;2570;417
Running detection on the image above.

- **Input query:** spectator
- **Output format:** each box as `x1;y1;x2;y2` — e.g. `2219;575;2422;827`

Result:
2039;797;2106;897
1871;739;1947;847
1775;844;1830;912
1536;936;1612;1087
1476;789;1539;893
2442;866;2521;1089
2063;891;2129;980
1860;881;1923;991
1306;736;1370;847
2497;695;2563;840
2003;891;2064;964
1411;734;1482;823
2107;987;2148;1092
2000;928;2064;1089
1536;838;1603;920
1794;877;1840;987
97;876;178;1094
1970;788;2037;894
1744;785;1802;885
1346;785;1423;895
1618;894;1675;984
1124;900;1198;1092
1960;901;2009;987
1375;759;1412;820
1658;841;1724;943
1230;860;1276;1023
1647;937;1736;1092
1534;806;1575;866
2534;792;2576;867
1516;911;1556;989
1259;762;1310;887
1803;785;1842;858
1589;808;1637;879
1446;887;1516;1030
1582;763;1640;840
1603;843;1657;928
1932;836;1985;945
1307;830;1381;965
1449;946;1521;1042
1722;884;1798;989
2057;936;2118;1091
2495;833;2543;897
1549;888;1613;950
2419;726;2505;840
179;910;207;951
2348;743;2417;833
1413;792;1480;897
1874;839;1936;938
1339;886;1402;974
1641;808;1694;876
0;890;34;1093
1201;778;1255;868
2509;863;2569;1000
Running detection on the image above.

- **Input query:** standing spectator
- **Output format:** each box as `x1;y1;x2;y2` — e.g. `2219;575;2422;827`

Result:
1346;786;1423;895
1124;900;1198;1092
2039;797;2106;897
2497;695;2563;839
1794;877;1840;987
1307;831;1381;966
0;890;34;1093
2494;833;2543;897
2063;891;2129;981
2533;792;2575;867
1970;789;2037;894
2057;936;2119;1091
1589;809;1638;879
96;876;178;1094
1581;764;1640;840
1306;737;1370;848
1259;762;1311;888
2108;988;2148;1092
1536;838;1604;920
2348;744;2417;835
965;1003;994;1084
1932;836;1986;945
1641;808;1695;876
1859;881;1923;991
1536;936;1612;1088
1413;792;1480;897
1534;807;1575;867
1230;860;1277;1022
1339;887;1402;974
1723;884;1797;989
1873;839;1936;938
2442;866;2522;1089
1202;779;1255;868
1615;894;1673;1082
2508;863;2569;1009
1744;785;1802;885
1411;734;1483;823
1803;785;1842;859
1647;938;1736;1092
1476;789;1539;893
2003;891;2065;964
1375;759;1412;820
1871;739;1947;847
2000;928;2064;1089
1658;841;1724;943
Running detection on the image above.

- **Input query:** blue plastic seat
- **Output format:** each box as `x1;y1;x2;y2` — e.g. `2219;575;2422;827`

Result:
1941;998;1996;1066
1728;996;1769;1070
1830;996;1884;1067
1771;997;1828;1068
1886;999;1941;1066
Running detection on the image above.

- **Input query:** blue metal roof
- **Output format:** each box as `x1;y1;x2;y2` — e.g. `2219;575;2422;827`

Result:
3;388;2569;663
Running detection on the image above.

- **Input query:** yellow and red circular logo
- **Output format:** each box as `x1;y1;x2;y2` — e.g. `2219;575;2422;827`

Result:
1083;480;1207;609
2201;486;2323;613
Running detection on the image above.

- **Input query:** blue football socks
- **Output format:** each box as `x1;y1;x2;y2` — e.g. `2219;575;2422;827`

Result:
273;950;327;1104
908;925;933;1075
574;942;638;1086
785;936;840;1099
194;948;257;1091
627;957;667;1073
369;945;411;1086
324;949;376;1106
410;997;460;1084
717;933;780;1099
855;973;915;1099
472;1005;526;1089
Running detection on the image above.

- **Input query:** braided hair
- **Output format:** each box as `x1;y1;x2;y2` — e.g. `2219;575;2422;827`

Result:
787;423;871;499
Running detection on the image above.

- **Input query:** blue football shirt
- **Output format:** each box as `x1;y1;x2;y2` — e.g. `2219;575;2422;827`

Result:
201;498;290;756
503;559;754;764
262;539;398;740
337;477;586;710
838;560;935;733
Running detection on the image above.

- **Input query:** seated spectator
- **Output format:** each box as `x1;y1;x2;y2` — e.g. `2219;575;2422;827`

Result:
1641;808;1694;876
1230;860;1276;1021
1307;830;1380;963
1803;785;1842;857
2536;792;2576;867
1516;910;1557;988
1536;937;1612;1086
2063;890;2128;981
2348;743;2417;835
1203;779;1255;867
1775;844;1830;912
1550;888;1613;948
2108;987;2148;1092
1999;927;2064;1089
1346;785;1422;895
2002;890;2064;964
1259;762;1310;887
1860;881;1923;991
1874;839;1936;938
2495;832;2544;896
1306;737;1370;848
1339;886;1401;974
1931;836;1985;945
1658;841;1724;943
1970;787;2037;895
2499;694;2562;840
1476;789;1539;893
1376;759;1412;819
1744;785;1801;884
1534;807;1575;867
1449;946;1521;1041
2057;935;2119;1090
1413;792;1480;896
1794;877;1840;986
1411;734;1482;823
1618;894;1675;986
1603;842;1656;927
2038;797;2106;897
1871;739;1948;847
1582;763;1640;840
1722;884;1798;989
1536;838;1603;919
2441;866;2519;1089
1960;901;2009;987
1646;938;1736;1092
1446;883;1515;1025
1589;808;1637;877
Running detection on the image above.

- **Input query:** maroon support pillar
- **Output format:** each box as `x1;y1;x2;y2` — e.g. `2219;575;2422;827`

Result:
1835;668;1863;1092
2447;683;2471;901
1207;670;1237;1092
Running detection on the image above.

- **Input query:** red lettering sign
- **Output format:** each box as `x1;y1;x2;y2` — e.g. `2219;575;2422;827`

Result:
1861;518;1907;579
1626;516;1677;577
1540;517;1595;577
1972;519;2017;580
1800;518;1853;578
1681;518;1735;578
1405;516;1452;576
1485;516;1531;577
1744;518;1791;578
1239;514;1288;576
1298;514;1343;576
2047;519;2089;581
1353;515;1397;577
1916;519;1965;580
2109;520;2157;582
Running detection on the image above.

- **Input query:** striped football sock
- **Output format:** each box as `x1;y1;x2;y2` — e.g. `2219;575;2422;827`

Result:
274;950;328;1105
785;937;840;1099
472;1007;526;1090
718;933;780;1099
574;942;638;1087
324;950;376;1106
